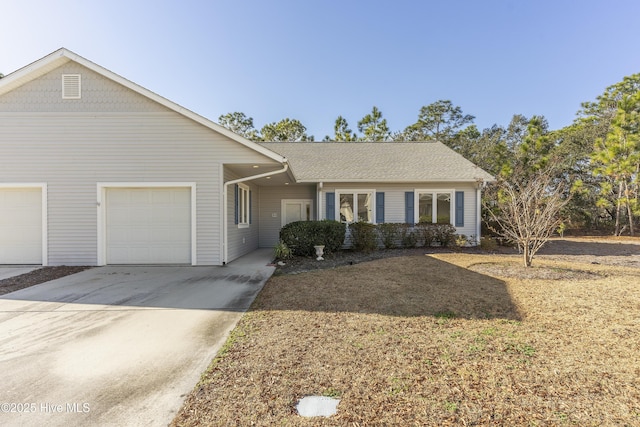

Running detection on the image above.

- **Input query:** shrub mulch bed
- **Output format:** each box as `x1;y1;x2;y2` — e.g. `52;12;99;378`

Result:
272;245;496;275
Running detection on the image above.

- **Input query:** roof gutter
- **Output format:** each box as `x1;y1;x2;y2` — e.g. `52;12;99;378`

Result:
222;162;289;265
292;178;495;184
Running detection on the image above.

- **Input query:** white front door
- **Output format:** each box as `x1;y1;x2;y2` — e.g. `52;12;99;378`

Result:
281;199;313;227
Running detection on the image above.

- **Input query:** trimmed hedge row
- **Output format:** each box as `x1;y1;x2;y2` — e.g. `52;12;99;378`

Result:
279;221;459;256
349;222;378;253
279;220;346;256
349;222;458;252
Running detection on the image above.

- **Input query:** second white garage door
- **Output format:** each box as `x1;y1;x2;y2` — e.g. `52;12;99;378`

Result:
106;188;191;264
0;187;43;264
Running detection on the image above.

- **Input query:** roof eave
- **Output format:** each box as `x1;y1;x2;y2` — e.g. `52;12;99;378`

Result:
293;177;496;184
0;48;286;165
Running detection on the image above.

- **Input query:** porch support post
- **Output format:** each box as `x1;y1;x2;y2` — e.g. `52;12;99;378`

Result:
222;163;289;264
476;182;483;246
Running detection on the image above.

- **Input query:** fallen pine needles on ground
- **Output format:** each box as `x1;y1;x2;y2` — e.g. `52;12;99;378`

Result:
172;252;640;426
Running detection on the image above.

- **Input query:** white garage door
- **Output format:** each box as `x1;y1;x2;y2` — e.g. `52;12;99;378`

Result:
106;188;191;264
0;188;43;264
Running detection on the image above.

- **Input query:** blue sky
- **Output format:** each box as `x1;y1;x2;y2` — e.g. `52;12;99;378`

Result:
2;0;640;139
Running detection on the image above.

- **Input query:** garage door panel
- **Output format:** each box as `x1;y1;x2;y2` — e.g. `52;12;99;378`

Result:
19;226;42;241
107;190;133;205
129;227;152;242
150;248;182;263
150;211;172;224
0;188;43;264
107;209;131;225
150;228;182;242
171;190;191;204
173;206;191;221
151;209;190;224
105;188;191;264
106;247;189;265
151;190;172;204
21;209;42;223
4;246;40;264
130;208;154;225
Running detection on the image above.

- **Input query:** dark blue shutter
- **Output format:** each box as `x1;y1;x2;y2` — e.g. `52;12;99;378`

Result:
249;189;252;224
455;191;464;227
326;192;335;220
405;191;414;224
234;184;239;224
376;192;385;223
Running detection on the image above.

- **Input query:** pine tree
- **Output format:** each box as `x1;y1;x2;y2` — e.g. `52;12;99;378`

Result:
357;106;390;142
591;92;640;235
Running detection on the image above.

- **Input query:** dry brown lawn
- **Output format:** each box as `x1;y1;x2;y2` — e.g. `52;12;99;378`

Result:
172;245;640;426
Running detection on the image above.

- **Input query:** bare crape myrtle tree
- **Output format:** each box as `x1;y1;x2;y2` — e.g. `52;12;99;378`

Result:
484;164;571;267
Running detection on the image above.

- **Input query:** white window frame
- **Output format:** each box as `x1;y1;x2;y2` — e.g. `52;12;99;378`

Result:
335;189;376;224
415;189;454;225
238;183;250;228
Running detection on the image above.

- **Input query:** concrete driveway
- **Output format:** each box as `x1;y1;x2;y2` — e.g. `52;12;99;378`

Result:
0;249;275;427
0;267;39;281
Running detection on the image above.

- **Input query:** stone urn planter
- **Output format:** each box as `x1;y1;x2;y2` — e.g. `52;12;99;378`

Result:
314;245;325;261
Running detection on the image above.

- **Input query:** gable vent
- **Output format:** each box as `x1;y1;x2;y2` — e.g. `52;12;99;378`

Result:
62;74;81;99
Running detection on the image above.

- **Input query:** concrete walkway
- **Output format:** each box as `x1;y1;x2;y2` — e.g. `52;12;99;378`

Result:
0;249;274;427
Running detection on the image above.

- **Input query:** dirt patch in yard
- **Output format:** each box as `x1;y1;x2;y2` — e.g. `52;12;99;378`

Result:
0;266;93;296
172;237;640;426
468;261;607;280
537;236;640;268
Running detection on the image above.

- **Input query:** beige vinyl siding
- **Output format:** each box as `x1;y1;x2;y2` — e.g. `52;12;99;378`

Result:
0;62;168;113
0;112;277;265
258;185;316;248
224;169;260;263
322;182;480;239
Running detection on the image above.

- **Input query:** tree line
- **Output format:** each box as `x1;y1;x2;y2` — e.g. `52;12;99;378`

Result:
217;100;473;143
219;73;640;236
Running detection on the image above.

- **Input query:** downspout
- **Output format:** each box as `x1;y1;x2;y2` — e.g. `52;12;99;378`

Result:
222;162;289;265
476;180;485;246
317;182;323;220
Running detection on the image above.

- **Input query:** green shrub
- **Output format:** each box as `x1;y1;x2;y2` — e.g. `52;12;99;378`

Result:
349;222;378;253
415;223;436;247
400;224;418;248
279;220;345;256
316;220;346;253
377;223;401;249
273;240;292;259
434;223;457;247
480;236;498;251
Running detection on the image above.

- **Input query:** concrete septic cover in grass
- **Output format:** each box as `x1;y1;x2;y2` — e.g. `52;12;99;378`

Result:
296;396;340;417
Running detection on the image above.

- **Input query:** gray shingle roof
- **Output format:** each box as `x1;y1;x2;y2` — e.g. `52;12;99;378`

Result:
259;142;495;183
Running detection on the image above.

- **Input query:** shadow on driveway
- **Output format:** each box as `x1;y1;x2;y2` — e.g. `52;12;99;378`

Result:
0;249;275;427
0;251;275;311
